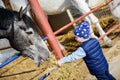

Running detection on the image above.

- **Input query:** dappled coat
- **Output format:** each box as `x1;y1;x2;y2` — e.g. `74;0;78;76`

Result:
0;7;50;66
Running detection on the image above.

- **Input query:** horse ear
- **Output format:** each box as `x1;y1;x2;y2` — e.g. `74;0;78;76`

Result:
18;4;30;20
22;4;30;14
19;7;23;20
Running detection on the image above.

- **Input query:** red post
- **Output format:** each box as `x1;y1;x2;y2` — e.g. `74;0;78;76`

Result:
28;0;64;59
98;23;120;41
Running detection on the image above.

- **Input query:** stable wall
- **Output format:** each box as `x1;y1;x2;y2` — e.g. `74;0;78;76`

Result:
48;11;74;35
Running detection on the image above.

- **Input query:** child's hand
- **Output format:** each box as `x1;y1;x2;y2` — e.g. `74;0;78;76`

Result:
56;60;62;67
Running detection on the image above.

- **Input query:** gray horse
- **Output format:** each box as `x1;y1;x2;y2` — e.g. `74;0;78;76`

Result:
0;7;50;67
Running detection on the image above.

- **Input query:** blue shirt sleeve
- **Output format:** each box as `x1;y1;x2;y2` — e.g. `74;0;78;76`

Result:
61;47;86;64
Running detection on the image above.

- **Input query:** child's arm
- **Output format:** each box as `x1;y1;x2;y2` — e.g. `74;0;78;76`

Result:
56;47;86;67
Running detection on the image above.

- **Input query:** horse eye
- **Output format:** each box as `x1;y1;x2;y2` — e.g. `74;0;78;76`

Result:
20;26;26;31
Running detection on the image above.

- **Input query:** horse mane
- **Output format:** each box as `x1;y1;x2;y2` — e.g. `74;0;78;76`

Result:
0;7;37;31
0;8;18;30
22;14;37;31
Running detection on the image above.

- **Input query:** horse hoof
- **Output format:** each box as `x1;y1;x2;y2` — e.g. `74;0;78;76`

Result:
104;39;114;48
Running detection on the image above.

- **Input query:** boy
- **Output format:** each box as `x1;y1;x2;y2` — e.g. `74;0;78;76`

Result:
56;21;116;80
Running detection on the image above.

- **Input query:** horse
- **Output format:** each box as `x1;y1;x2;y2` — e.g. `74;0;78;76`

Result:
108;0;120;20
0;7;51;67
9;0;112;47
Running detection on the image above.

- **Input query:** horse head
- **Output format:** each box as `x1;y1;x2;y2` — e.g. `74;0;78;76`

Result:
0;7;51;67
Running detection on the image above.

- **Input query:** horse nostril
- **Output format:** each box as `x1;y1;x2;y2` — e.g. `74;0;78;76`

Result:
41;59;44;63
26;31;33;34
26;28;34;35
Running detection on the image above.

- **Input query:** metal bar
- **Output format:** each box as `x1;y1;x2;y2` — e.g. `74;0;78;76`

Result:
0;54;21;68
98;23;120;41
28;0;64;59
0;46;11;50
38;66;58;80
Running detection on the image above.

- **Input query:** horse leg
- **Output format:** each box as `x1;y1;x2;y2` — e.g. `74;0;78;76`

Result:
71;0;99;38
88;13;112;46
71;0;113;47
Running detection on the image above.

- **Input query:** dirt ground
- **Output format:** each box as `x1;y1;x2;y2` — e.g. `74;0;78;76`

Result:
0;14;120;80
